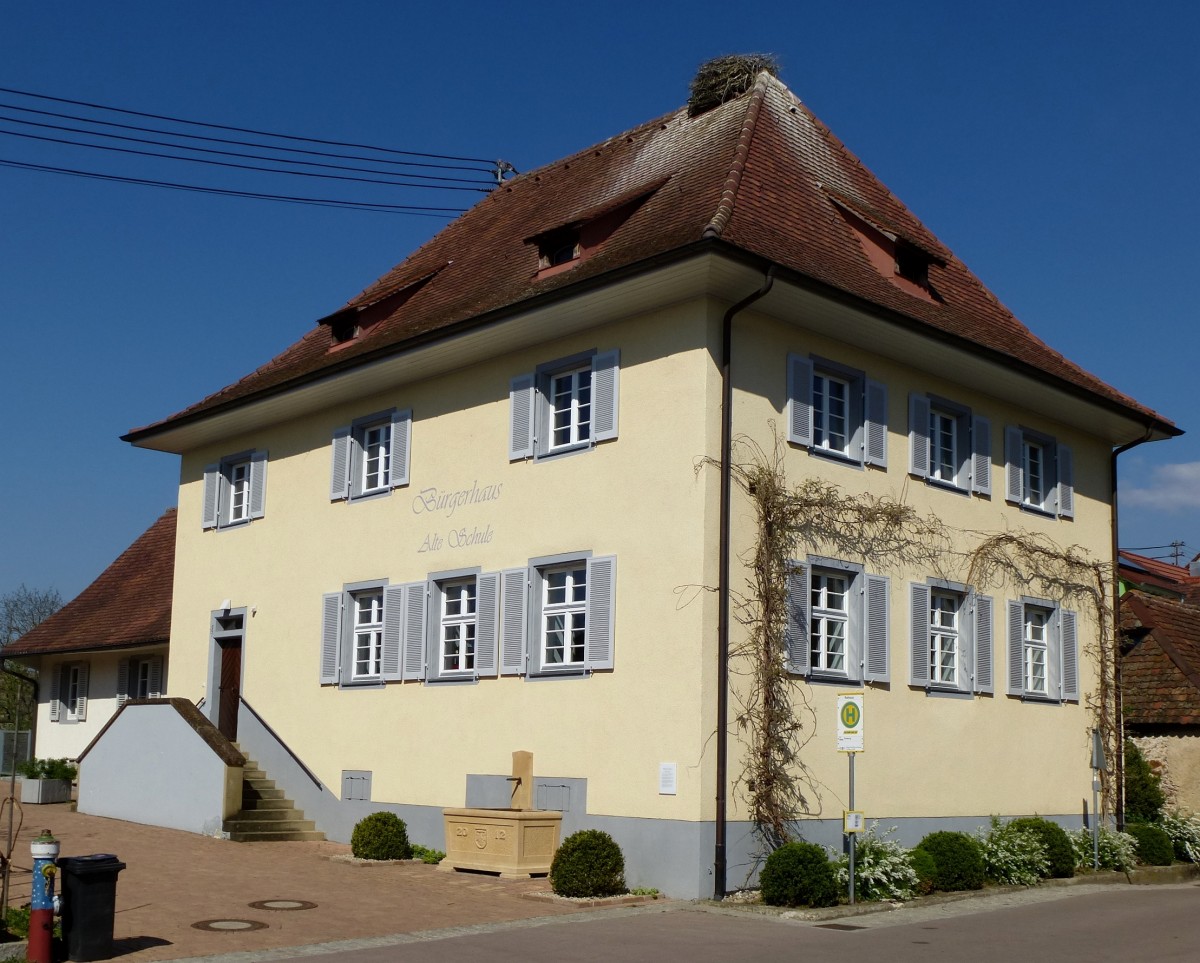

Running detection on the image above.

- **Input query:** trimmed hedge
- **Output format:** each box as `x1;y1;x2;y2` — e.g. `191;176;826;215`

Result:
909;846;938;895
550;830;627;898
916;831;985;892
351;811;412;861
760;841;839;908
1126;823;1174;866
1008;817;1075;879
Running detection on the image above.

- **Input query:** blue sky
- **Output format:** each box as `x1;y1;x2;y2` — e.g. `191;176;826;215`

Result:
3;1;1198;601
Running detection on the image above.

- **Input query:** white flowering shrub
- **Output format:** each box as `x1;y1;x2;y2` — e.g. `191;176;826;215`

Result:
831;823;918;902
1160;810;1200;863
1067;827;1138;871
975;817;1048;886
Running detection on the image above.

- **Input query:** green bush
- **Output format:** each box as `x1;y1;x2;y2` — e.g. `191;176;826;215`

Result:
1008;817;1075;879
916;831;985;892
909;847;937;895
550;830;626;898
1067;826;1137;872
350;811;412;860
16;758;77;781
760;841;839;908
410;844;446;865
1160;810;1200;863
976;817;1047;886
1126;823;1173;866
1124;740;1166;823
832;824;917;901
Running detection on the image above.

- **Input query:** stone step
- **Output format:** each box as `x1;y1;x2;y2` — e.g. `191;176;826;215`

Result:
228;807;308;822
225;816;317;834
244;776;277;791
241;796;295;811
243;786;286;801
227;829;326;843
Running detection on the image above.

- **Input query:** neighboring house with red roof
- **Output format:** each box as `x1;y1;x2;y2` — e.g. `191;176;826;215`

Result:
1120;553;1200;810
4;509;173;760
116;67;1178;896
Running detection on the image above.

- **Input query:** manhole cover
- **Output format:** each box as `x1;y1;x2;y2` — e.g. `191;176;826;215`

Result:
815;923;865;931
191;919;268;932
248;899;317;911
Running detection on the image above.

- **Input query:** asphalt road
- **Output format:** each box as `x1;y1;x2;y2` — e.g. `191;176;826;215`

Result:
167;882;1200;963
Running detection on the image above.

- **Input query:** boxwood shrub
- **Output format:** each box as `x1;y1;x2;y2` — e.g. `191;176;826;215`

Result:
760;841;839;908
1126;823;1173;866
916;831;985;891
351;811;412;860
1008;817;1075;878
550;830;627;898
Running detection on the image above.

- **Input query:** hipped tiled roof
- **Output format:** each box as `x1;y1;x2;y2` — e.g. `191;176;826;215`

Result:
126;74;1174;441
1119;551;1200;606
4;509;175;658
1122;590;1200;726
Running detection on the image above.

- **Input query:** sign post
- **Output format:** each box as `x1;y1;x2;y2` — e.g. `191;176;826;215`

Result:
838;693;864;904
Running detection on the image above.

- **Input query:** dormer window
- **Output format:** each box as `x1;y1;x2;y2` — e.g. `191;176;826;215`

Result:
330;318;359;344
831;197;941;302
539;228;581;270
894;241;930;289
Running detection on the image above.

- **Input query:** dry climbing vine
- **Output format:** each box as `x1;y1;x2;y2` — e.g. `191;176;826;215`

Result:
715;431;1118;850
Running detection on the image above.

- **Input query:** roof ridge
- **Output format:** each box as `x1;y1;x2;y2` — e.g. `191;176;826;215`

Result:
703;72;772;239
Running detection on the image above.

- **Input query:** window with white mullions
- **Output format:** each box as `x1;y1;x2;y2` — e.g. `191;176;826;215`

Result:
1024;605;1050;695
810;571;849;673
813;373;850;455
228;460;250;523
929;409;958;484
134;658;153;699
65;664;84;721
930;590;960;686
550;367;592;450
543;564;587;666
353;591;385;680
361;422;391;494
1024;439;1047;509
441;579;477;673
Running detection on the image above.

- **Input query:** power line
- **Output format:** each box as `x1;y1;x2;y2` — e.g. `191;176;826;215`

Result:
0;125;493;193
0;158;467;216
0;86;496;166
0;100;496;175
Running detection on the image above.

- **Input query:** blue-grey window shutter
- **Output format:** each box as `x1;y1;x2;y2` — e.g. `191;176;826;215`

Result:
786;354;814;448
785;561;810;674
974;594;994;694
865;380;888;468
117;658;130;708
908;394;930;478
1007;600;1024;695
148;655;163;698
249;450;268;519
1004;426;1024;504
971;416;992;496
585;555;616;670
1057;444;1074;519
592;350;620;442
330;426;352;500
1060;609;1079;701
390;409;412;488
909;583;929;686
49;667;61;722
401;581;427;681
509;374;535;460
500;567;528;675
202;464;220;529
75;662;88;721
864;573;889;681
320;593;342;685
381;584;405;681
475;572;500;677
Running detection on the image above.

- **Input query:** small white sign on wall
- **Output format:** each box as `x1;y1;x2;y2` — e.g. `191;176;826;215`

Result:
658;762;678;796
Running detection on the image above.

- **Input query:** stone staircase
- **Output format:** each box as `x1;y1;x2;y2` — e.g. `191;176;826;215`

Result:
223;748;326;842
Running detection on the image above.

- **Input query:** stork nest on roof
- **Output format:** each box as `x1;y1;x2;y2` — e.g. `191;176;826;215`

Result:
688;54;780;117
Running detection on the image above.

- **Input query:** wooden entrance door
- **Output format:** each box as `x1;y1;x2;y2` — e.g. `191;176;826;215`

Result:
217;638;242;741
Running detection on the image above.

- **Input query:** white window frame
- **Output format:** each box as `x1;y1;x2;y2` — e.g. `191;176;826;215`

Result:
509;350;619;461
202;449;267;530
117;654;165;707
1006;597;1079;702
330;408;412;502
1005;426;1073;519
49;660;89;724
907;394;991;496
809;569;850;675
350;589;385;682
929;589;960;687
785;557;889;683
540;562;590;670
786;354;887;469
909;581;994;694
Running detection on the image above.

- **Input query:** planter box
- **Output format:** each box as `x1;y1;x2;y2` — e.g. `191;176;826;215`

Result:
20;778;71;804
441;807;562;877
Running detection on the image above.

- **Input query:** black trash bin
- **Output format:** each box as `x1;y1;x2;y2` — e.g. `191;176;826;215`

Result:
56;854;126;962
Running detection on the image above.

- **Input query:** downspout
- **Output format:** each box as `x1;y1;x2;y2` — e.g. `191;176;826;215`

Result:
715;266;775;900
1111;426;1155;830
